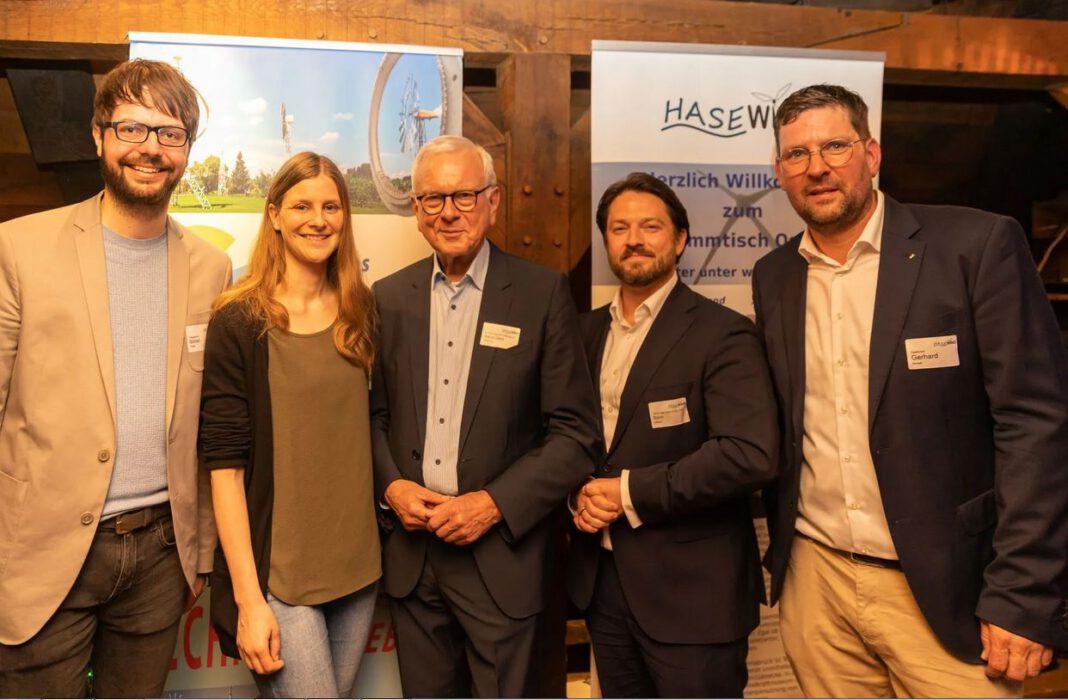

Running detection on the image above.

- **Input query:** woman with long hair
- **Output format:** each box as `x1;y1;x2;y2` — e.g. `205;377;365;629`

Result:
199;151;380;698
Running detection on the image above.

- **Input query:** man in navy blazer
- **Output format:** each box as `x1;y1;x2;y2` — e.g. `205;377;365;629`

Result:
752;84;1068;697
370;135;600;698
567;173;779;697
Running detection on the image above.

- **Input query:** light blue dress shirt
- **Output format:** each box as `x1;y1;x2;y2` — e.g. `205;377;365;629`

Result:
422;241;490;495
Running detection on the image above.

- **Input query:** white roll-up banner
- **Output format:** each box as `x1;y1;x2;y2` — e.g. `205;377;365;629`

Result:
129;31;465;697
591;40;884;698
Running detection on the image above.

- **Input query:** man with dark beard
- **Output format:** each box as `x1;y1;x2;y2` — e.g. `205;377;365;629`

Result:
753;84;1068;697
0;60;231;697
566;172;779;697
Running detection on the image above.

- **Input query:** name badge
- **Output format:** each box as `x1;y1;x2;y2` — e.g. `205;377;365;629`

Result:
648;397;690;429
480;322;521;349
185;323;208;353
905;334;959;370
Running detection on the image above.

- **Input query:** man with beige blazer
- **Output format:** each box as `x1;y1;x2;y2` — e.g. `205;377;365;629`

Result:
0;60;231;697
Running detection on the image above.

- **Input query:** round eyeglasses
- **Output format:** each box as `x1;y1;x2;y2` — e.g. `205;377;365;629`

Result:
414;185;494;215
777;138;866;175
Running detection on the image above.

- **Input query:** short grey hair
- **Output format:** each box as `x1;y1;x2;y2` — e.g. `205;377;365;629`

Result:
411;135;497;193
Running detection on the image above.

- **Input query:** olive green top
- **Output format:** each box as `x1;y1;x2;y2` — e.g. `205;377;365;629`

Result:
267;323;381;605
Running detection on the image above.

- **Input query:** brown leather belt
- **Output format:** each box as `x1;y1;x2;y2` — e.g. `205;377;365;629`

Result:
100;504;171;534
798;532;902;570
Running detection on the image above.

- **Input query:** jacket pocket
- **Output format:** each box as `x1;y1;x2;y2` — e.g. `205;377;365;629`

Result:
956;488;996;535
0;469;29;576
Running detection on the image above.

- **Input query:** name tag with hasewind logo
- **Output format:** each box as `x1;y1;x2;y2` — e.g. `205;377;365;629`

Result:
905;334;959;370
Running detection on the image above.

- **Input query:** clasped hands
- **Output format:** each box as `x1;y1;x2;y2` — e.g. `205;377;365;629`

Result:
573;477;624;533
384;479;501;545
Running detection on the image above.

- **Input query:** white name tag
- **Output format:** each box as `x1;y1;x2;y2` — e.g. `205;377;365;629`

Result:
480;322;521;349
648;397;691;429
185;323;208;353
905;334;959;370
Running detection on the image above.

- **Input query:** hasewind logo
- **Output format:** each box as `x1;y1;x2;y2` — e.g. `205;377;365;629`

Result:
661;83;792;138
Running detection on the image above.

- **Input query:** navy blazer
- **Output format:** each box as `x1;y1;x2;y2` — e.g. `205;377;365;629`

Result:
567;282;779;644
370;243;601;619
752;194;1068;661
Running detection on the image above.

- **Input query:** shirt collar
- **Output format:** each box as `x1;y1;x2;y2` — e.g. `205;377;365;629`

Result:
798;189;884;265
609;273;678;328
432;239;491;290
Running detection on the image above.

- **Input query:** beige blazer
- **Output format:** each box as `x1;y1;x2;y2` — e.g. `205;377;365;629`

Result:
0;193;231;644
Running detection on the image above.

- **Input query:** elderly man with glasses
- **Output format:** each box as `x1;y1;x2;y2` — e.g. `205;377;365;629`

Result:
0;60;231;697
370;134;601;698
752;83;1068;698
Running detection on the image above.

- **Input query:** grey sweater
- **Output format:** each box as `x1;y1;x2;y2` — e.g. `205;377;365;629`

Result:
100;225;169;519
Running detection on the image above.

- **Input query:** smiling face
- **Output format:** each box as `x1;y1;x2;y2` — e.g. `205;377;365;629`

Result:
93;96;190;212
774;105;881;235
268;174;345;269
411;146;499;270
604;190;686;289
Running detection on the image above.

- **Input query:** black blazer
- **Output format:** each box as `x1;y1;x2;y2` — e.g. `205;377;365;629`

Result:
752;194;1068;661
566;282;779;644
370;243;600;619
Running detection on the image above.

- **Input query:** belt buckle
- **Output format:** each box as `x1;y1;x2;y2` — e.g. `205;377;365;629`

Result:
114;507;151;535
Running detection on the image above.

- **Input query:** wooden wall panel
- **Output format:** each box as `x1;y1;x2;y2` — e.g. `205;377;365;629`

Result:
0;1;1064;88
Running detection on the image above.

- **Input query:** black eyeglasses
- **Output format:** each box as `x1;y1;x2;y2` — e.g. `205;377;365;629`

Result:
778;138;866;175
413;185;494;215
102;120;191;148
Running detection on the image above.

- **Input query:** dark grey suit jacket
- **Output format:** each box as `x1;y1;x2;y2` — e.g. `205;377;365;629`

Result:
370;243;601;619
753;194;1068;661
567;282;779;644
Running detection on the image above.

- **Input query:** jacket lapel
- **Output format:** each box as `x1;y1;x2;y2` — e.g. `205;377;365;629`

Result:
458;245;512;456
868;196;924;431
779;248;808;445
408;258;434;450
607;283;696;457
164;219;189;432
71;195;116;424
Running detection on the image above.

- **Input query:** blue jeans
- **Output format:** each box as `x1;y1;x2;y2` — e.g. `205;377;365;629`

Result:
254;582;378;698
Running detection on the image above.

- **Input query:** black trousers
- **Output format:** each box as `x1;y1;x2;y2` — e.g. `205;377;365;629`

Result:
0;509;188;698
389;537;538;698
587;553;749;698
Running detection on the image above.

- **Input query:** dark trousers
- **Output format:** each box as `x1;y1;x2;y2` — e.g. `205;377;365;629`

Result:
587;553;749;698
0;509;188;698
389;537;538;698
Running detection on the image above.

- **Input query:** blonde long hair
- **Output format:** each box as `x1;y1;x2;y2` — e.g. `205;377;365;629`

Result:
214;152;376;370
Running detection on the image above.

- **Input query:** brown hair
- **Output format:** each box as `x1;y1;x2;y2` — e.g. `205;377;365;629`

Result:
773;84;871;153
214;152;378;371
595;172;690;244
93;59;203;141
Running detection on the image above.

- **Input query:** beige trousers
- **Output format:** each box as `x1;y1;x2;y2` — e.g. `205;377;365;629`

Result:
779;535;1021;698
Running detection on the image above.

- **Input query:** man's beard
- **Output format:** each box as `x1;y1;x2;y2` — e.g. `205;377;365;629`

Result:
99;150;180;213
609;246;677;287
791;178;873;234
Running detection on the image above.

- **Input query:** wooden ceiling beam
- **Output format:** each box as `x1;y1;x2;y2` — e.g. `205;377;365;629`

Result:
0;1;1064;89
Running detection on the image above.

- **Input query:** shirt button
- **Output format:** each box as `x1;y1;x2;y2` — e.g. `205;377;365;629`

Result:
97;449;111;462
836;313;844;321
411;450;422;461
839;406;848;415
80;513;94;526
439;418;445;424
843;455;853;463
450;304;457;310
836;359;845;367
435;459;441;465
447;341;453;347
443;379;449;385
849;503;860;510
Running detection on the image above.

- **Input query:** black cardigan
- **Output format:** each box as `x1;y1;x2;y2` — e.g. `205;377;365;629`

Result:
199;301;275;659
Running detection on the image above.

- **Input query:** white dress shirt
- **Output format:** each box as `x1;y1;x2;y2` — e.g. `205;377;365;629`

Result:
593;274;678;550
795;191;898;559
